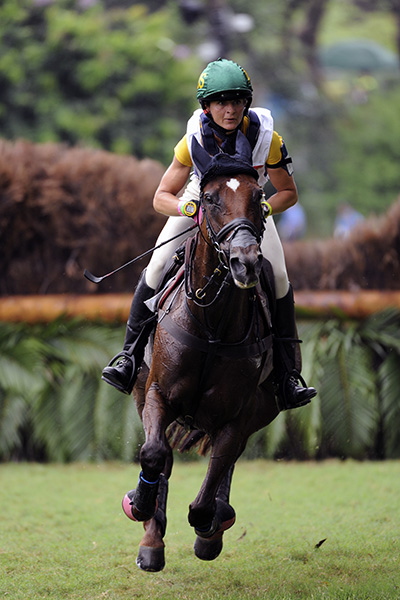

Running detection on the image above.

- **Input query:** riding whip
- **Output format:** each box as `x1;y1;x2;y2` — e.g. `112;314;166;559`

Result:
84;223;197;284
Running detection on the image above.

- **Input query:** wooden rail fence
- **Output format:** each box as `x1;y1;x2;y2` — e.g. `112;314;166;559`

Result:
0;291;400;323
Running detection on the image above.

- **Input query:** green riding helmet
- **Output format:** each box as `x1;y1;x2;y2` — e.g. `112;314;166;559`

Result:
196;58;253;107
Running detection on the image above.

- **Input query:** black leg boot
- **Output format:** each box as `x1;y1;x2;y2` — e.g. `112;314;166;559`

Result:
273;285;317;410
102;269;156;394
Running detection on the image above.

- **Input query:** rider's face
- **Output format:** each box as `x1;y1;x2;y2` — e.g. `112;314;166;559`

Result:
207;98;247;132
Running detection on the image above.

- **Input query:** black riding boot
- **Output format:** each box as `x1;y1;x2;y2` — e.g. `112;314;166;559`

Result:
274;285;317;410
102;269;156;394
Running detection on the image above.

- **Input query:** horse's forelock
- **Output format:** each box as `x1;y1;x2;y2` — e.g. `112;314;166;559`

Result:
200;162;258;191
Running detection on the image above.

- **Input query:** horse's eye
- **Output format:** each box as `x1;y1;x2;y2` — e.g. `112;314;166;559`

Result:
203;193;213;204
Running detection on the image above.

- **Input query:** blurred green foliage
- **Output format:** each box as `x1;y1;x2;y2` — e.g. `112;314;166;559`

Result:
0;0;399;234
0;0;200;163
332;83;400;215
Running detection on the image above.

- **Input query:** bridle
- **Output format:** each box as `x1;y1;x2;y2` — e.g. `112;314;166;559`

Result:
185;181;267;306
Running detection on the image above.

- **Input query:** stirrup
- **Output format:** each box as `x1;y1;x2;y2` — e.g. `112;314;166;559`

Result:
101;352;137;395
275;370;317;412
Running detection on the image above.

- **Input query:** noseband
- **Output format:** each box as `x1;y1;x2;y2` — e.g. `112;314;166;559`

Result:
214;217;262;245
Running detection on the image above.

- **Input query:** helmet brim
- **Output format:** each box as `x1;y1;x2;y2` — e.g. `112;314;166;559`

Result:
200;89;252;103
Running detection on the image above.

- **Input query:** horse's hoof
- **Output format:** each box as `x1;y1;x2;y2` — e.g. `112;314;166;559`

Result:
192;498;236;561
122;489;158;522
194;534;223;561
136;545;165;572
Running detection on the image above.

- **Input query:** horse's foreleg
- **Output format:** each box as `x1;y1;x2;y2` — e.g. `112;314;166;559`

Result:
135;472;169;572
127;384;172;522
123;397;173;572
189;427;244;561
189;426;243;529
216;463;234;505
192;464;236;561
123;470;170;572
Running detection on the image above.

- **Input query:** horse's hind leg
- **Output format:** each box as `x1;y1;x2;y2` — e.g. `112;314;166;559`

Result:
193;465;236;561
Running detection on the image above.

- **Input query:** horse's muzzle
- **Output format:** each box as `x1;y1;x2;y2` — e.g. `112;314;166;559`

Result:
229;244;263;289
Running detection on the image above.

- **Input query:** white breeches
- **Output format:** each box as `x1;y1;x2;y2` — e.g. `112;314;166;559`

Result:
145;177;290;299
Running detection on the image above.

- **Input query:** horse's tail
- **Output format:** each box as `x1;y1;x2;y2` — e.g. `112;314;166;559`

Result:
166;422;211;456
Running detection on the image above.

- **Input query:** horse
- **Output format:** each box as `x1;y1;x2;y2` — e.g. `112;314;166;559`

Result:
122;132;280;571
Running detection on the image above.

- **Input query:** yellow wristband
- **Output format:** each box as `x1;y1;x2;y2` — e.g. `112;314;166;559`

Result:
261;200;272;217
177;199;197;217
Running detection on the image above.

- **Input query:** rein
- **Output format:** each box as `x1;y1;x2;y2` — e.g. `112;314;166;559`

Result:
184;234;231;307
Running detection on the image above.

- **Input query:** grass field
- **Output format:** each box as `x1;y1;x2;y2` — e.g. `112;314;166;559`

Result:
1;459;399;599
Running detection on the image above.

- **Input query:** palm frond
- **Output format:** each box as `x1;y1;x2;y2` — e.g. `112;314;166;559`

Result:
92;382;143;461
1;311;400;463
43;319;123;373
32;384;66;462
378;351;400;458
318;328;379;458
360;309;400;355
121;397;145;462
0;394;28;458
58;365;98;461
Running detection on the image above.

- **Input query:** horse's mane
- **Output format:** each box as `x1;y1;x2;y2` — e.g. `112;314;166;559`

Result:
199;152;259;189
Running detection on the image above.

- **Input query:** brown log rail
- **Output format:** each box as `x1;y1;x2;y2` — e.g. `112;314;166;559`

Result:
294;290;400;319
0;291;400;323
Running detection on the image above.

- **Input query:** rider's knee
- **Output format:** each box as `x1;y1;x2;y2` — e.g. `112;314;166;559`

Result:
274;268;290;300
145;256;165;289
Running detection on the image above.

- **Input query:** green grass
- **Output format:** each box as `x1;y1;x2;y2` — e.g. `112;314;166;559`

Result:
1;460;399;599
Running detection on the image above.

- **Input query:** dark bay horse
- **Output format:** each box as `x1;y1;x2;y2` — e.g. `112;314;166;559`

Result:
123;133;280;571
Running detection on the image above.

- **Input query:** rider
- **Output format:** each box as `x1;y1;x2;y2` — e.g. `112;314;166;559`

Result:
102;58;316;410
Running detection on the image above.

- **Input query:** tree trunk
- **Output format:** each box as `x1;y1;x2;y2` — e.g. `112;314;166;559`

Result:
298;0;327;87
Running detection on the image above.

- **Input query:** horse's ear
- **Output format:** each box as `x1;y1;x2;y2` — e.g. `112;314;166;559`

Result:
191;136;213;175
234;130;253;164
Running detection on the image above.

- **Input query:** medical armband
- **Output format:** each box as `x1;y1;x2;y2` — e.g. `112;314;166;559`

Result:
266;140;294;176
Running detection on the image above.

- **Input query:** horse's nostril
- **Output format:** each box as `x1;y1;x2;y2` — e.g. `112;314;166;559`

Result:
230;256;244;272
229;247;262;289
